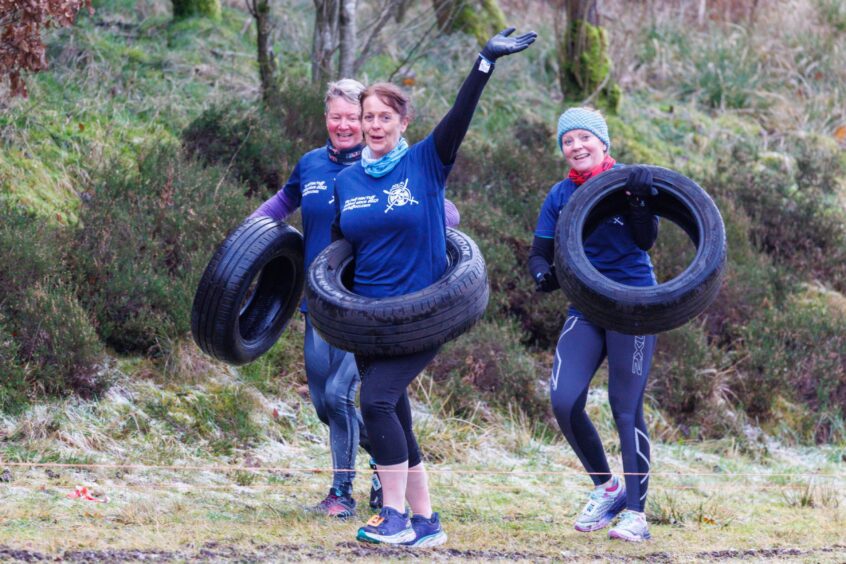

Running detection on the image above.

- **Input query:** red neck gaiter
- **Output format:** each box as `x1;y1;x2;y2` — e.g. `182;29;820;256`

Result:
568;155;617;186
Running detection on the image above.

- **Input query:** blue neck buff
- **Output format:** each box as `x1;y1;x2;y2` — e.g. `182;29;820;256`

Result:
361;137;409;177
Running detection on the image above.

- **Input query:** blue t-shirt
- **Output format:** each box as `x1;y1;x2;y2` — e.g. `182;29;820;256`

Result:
535;176;656;313
334;135;451;298
283;147;348;272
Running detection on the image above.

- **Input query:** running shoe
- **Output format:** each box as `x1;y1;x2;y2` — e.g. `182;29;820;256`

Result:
311;488;356;519
369;458;383;509
402;512;448;547
609;510;651;542
574;475;626;532
356;506;415;544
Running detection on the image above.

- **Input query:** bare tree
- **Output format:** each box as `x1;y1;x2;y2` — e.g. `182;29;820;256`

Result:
246;0;276;102
338;0;357;78
312;0;339;84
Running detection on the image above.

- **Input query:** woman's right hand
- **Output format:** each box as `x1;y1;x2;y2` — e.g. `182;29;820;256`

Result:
480;27;537;62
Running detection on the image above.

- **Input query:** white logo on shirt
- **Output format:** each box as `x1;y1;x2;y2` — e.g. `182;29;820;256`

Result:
342;195;379;212
611;216;625;226
302;180;327;197
383;179;418;213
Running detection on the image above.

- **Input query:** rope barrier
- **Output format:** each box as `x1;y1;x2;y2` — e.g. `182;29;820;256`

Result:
0;460;843;478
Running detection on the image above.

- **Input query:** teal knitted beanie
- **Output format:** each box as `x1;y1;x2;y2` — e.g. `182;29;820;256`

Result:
557;108;610;152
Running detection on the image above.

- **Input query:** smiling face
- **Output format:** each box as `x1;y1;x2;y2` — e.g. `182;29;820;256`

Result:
325;96;363;151
361;95;409;158
561;129;607;173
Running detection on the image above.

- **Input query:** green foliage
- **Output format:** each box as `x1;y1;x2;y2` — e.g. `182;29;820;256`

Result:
144;384;263;455
0;208;105;411
739;290;846;443
433;0;507;47
73;144;253;355
0;318;28;414
707;134;846;294
172;0;221;20
558;21;618;112
648;322;737;440
680;29;764;110
182;81;325;197
427;319;550;423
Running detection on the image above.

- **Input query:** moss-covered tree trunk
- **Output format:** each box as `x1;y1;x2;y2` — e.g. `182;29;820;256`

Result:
246;0;276;103
432;0;506;47
172;0;221;19
556;0;620;112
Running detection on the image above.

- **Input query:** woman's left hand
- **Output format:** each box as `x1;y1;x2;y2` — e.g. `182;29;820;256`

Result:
481;27;538;62
625;165;658;205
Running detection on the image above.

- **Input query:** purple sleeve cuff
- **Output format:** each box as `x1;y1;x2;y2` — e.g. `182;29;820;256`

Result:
248;189;298;221
444;198;460;227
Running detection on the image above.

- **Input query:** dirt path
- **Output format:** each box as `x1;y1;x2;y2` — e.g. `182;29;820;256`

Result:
2;543;845;562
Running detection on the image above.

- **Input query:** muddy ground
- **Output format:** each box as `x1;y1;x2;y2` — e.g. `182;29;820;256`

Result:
1;543;845;562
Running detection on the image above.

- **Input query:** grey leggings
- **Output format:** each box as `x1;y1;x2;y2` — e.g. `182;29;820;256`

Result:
550;315;656;512
304;314;368;495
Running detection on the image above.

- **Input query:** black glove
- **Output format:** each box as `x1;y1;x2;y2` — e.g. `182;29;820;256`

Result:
480;27;538;62
625;165;657;207
534;267;559;293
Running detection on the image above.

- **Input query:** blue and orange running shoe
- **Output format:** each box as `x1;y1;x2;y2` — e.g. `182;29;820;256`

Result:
402;512;447;547
609;510;651;542
574;475;626;532
356;507;415;544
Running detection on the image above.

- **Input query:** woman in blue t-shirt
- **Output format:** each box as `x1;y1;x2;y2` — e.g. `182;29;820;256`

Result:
332;29;536;547
529;107;659;543
251;79;461;519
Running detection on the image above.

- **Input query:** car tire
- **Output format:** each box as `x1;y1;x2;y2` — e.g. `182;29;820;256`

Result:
191;217;304;365
554;165;726;335
306;228;489;356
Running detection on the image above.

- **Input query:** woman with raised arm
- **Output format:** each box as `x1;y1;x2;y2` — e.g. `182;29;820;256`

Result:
331;28;536;547
250;79;460;519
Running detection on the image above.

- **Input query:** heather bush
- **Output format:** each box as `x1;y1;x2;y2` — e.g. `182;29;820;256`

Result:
738;289;846;443
706;134;846;294
74;144;253;355
426;319;550;423
0;208;105;408
182;80;326;197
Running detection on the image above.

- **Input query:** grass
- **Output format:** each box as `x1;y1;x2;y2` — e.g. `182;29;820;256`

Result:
1;352;844;561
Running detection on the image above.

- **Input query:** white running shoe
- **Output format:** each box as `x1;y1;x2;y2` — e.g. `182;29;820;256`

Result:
609;510;651;542
574;475;627;532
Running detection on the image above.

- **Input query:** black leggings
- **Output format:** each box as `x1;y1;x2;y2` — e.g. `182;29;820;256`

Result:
356;347;439;467
550;315;656;512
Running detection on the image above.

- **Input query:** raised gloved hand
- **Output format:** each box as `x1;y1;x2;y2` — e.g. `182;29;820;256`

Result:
534;266;559;293
481;27;538;62
625;165;658;207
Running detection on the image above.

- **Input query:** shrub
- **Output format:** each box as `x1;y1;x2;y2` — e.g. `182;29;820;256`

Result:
738;288;846;443
0;318;27;414
182;80;326;197
706;135;846;294
426;319;551;424
648;321;739;440
74;143;253;355
0;208;106;408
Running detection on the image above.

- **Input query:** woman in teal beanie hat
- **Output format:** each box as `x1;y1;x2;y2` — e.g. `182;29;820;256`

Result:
529;107;659;542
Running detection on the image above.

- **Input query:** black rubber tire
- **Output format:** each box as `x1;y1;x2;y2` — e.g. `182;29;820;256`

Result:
306;228;489;356
554;165;726;335
191;217;305;365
